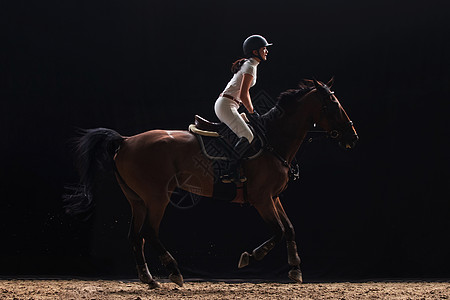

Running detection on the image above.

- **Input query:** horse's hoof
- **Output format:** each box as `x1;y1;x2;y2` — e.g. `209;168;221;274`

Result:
238;251;250;268
147;280;161;289
139;274;154;285
169;273;184;287
288;268;303;283
137;263;155;285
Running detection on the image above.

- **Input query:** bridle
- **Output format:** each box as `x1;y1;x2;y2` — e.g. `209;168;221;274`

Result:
326;120;355;140
316;86;356;143
261;83;357;181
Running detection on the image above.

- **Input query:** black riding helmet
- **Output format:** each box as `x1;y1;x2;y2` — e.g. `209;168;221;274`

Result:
243;35;273;59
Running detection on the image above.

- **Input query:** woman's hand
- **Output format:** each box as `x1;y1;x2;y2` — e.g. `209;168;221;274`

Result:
239;73;254;113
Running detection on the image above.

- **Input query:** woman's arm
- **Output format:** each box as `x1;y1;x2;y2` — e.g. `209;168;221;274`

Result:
239;73;254;114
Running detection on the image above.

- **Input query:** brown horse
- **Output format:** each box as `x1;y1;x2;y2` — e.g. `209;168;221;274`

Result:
66;79;358;288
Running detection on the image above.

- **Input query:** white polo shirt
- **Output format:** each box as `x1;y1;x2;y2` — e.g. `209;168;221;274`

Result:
221;58;259;101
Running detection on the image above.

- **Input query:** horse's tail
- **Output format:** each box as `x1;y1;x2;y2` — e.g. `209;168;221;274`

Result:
64;128;124;219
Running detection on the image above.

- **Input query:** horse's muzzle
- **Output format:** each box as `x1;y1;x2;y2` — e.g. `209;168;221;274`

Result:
339;133;359;150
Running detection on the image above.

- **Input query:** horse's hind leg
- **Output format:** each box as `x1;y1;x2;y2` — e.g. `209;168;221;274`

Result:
129;212;161;288
145;224;184;287
140;192;184;287
274;197;302;283
117;178;160;288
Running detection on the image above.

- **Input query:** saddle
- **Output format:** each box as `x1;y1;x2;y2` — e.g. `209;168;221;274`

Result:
189;114;249;137
188;113;261;160
188;114;264;204
194;115;226;134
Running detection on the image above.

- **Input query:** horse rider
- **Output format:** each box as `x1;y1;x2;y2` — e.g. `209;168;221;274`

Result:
214;34;272;183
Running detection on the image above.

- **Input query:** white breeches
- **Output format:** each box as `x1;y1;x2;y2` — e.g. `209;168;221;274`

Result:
214;97;254;143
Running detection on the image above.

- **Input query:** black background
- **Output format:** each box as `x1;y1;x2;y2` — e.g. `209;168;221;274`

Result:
2;0;449;281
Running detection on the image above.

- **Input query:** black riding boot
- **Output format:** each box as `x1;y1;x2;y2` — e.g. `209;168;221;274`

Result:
222;137;251;183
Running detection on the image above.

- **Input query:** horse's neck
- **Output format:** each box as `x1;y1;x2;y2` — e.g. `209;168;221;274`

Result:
265;95;318;165
266;119;309;165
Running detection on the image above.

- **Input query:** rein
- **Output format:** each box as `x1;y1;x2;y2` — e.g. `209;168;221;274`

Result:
264;126;344;182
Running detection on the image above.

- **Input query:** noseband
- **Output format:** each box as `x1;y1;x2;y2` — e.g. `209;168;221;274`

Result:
327;120;355;140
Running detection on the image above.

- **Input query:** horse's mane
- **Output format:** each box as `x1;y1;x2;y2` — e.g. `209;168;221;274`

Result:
277;80;315;106
262;80;315;122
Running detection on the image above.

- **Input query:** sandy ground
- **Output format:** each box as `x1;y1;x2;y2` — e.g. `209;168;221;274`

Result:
0;279;449;299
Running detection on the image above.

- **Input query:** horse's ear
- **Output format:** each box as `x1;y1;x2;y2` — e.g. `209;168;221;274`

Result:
326;76;335;88
312;78;322;89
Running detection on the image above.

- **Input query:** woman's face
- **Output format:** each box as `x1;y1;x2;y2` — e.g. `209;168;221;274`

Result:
259;47;268;61
253;47;268;61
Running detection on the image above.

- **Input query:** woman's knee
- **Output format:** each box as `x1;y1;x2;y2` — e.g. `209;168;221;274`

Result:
242;130;254;143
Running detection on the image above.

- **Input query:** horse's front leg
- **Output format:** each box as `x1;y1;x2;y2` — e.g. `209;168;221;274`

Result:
238;197;285;268
274;196;302;283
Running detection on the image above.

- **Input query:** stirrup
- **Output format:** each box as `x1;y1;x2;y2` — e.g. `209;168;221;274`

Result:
220;174;247;184
220;175;233;184
234;174;247;183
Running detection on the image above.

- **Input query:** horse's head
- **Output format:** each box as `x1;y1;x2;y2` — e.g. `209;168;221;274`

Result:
312;78;359;149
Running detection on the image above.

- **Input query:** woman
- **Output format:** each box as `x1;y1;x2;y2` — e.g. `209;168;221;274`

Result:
214;34;272;183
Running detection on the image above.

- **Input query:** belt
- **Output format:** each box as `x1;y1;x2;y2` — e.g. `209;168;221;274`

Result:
220;93;241;105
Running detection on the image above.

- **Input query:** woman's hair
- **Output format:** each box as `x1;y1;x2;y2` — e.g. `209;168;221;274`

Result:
231;58;247;74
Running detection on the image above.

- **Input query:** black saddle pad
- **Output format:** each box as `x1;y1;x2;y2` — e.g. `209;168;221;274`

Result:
193;126;263;188
194;124;262;162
